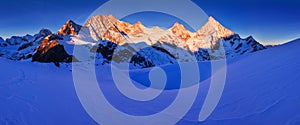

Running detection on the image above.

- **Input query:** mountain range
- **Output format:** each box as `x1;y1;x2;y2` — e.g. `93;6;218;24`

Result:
0;15;265;68
1;14;299;125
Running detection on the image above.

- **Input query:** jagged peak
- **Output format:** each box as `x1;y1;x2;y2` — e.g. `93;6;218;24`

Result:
133;21;145;28
170;22;190;32
208;16;219;24
197;16;235;38
205;16;227;29
57;20;82;35
39;28;52;36
172;22;183;27
64;20;81;29
84;14;119;26
64;20;80;27
245;36;259;43
169;22;192;42
246;35;254;40
66;19;74;24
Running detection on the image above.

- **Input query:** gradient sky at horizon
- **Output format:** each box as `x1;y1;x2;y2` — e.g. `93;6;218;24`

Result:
0;0;299;44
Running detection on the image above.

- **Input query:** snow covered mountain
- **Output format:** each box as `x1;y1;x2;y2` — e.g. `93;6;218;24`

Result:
0;14;265;68
0;29;52;61
0;13;298;125
0;20;80;65
79;15;265;67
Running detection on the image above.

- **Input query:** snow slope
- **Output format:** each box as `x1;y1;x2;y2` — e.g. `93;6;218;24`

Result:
178;38;300;124
0;61;96;125
0;38;300;125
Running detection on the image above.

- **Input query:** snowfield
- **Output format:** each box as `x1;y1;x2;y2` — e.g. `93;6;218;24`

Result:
0;39;300;125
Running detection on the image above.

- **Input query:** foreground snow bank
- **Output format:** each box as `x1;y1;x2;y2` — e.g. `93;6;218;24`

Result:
0;39;300;125
0;60;97;125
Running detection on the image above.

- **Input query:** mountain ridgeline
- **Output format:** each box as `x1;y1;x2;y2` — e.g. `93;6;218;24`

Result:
0;15;265;68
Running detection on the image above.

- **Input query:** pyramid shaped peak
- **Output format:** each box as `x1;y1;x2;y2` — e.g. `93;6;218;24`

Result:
63;19;81;26
174;22;181;25
39;28;52;36
172;22;184;27
66;19;74;23
246;35;256;41
197;16;235;38
57;20;82;35
207;16;222;26
208;16;217;21
170;22;188;31
133;21;144;28
64;20;80;27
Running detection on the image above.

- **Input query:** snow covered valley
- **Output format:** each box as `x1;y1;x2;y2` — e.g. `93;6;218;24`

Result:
1;39;300;125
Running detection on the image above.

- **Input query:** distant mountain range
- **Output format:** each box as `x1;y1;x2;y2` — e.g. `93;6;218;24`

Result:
0;15;265;68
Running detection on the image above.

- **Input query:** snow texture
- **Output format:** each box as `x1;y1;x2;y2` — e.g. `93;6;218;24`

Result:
0;38;299;125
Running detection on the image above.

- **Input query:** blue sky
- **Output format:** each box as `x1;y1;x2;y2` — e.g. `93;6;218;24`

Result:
0;0;299;44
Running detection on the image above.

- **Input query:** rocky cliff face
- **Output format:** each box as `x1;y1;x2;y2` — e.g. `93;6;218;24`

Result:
32;34;75;66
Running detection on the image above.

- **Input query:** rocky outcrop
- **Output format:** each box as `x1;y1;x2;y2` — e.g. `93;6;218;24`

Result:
91;40;178;68
32;34;76;66
222;34;266;57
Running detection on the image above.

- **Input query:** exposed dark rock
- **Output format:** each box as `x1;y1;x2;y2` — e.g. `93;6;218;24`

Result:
18;42;34;51
94;40;118;61
32;35;78;66
33;44;74;63
152;46;176;59
0;37;7;47
130;53;154;68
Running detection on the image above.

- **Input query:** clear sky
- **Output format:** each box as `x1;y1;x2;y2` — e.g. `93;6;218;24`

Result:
0;0;299;44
